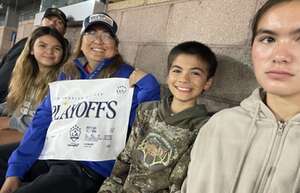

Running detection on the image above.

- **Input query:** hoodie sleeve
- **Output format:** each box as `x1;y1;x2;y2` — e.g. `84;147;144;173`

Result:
169;118;209;193
134;73;160;103
127;73;160;129
6;94;52;178
168;145;193;193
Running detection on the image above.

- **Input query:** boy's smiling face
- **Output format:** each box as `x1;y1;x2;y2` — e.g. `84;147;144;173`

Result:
167;54;212;112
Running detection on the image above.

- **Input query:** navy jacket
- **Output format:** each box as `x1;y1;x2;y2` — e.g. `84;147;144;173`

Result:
6;58;160;178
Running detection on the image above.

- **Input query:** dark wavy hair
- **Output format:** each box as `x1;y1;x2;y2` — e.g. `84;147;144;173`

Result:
167;41;218;79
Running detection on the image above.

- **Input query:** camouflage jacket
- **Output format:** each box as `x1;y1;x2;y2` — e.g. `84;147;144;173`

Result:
99;97;209;193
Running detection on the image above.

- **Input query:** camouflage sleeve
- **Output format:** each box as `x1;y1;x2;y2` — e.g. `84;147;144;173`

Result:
168;145;193;193
168;118;209;193
98;105;145;193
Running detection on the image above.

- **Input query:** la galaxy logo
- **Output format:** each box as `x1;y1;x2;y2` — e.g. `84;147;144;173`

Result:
116;85;128;96
69;125;81;142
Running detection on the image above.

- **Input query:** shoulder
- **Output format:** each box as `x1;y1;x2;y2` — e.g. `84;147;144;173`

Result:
199;106;252;136
209;106;248;122
138;100;160;112
0;38;28;68
135;100;161;119
12;38;28;50
115;63;134;78
18;37;28;45
7;37;28;56
8;38;28;58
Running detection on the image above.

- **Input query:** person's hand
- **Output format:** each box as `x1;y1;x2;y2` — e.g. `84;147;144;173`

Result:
129;68;147;87
0;177;21;193
0;117;10;129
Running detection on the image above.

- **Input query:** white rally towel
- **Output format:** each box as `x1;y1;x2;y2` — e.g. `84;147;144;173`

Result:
39;78;134;161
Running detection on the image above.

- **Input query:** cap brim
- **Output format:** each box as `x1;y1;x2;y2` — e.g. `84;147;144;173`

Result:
82;21;115;36
44;14;67;26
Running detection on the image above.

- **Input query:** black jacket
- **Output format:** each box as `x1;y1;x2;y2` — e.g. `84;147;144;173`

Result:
0;38;27;103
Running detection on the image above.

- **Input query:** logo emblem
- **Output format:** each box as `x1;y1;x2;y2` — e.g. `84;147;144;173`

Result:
116;85;128;95
69;125;81;142
137;133;175;169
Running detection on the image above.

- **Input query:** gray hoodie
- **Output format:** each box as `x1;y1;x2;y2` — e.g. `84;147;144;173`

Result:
182;88;300;193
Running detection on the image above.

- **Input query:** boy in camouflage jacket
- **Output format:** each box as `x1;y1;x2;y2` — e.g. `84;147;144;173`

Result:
99;41;218;193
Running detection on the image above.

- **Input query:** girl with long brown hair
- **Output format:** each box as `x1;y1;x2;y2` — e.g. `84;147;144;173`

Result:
0;26;68;145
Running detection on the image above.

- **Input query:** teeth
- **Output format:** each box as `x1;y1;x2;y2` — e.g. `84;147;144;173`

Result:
92;48;103;52
177;87;191;91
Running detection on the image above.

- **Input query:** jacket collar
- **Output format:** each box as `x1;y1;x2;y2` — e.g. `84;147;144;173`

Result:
159;96;208;126
74;57;113;79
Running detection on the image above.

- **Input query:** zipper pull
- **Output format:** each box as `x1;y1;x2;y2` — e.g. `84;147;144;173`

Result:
277;120;286;135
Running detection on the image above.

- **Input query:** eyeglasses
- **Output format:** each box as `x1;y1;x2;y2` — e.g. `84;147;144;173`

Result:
84;30;114;43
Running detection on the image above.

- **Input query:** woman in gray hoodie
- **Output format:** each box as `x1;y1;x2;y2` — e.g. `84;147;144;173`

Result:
182;0;300;193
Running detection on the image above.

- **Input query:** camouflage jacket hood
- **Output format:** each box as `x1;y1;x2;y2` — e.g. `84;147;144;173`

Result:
157;96;208;129
99;96;209;193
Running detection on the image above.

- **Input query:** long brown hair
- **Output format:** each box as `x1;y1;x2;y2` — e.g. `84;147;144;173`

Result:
6;26;68;113
63;32;125;79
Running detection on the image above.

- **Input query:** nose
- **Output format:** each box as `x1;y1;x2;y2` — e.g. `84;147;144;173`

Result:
92;34;104;44
47;19;55;26
45;47;54;55
47;23;57;30
272;42;292;65
179;72;190;82
93;38;103;44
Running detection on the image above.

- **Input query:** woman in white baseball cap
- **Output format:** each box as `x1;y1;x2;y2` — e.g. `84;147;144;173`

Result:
0;13;160;193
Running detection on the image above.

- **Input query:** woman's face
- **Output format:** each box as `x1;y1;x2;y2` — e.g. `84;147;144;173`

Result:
252;1;300;99
31;34;63;72
81;26;118;67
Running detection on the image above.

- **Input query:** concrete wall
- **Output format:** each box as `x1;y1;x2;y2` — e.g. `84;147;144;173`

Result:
5;7;19;28
0;26;17;56
16;19;35;42
10;0;270;112
106;0;269;112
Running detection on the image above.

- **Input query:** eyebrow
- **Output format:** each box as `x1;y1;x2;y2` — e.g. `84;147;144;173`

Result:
256;28;300;36
290;28;300;36
37;40;62;47
171;65;206;73
255;29;277;36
